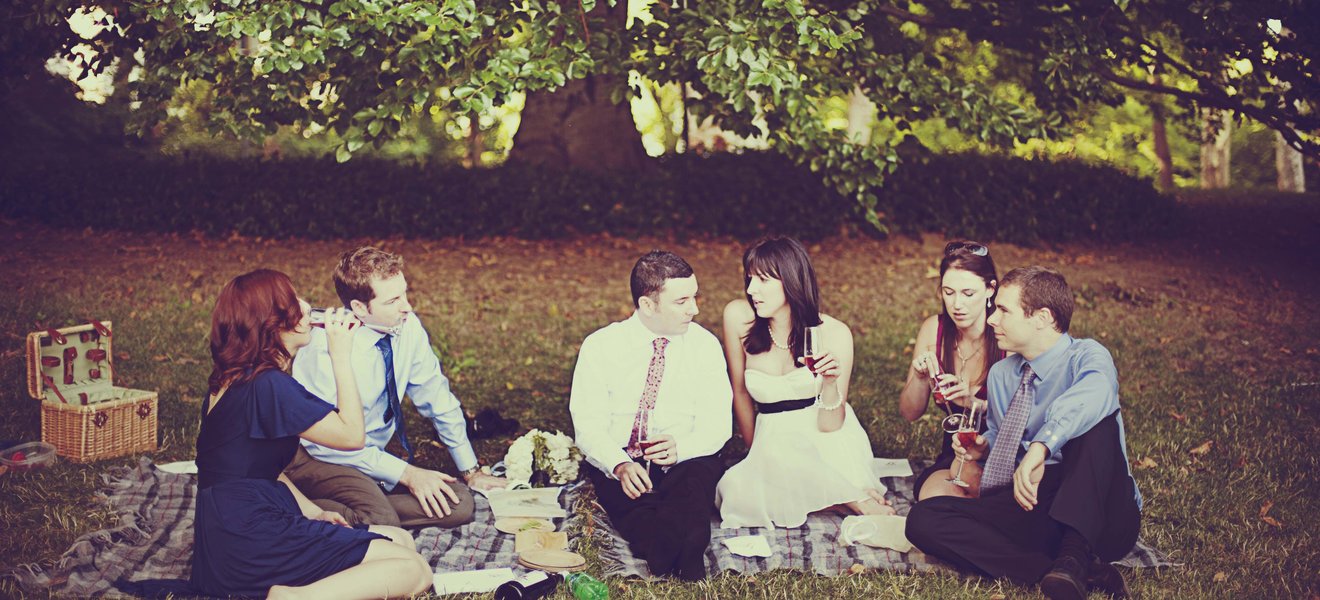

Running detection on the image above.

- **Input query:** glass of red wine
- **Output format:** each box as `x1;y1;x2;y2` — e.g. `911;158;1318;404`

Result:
638;419;659;494
946;401;982;488
803;325;822;375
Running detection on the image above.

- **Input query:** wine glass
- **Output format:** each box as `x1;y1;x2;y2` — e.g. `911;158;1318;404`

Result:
638;417;658;494
929;354;964;431
946;401;981;488
803;325;822;375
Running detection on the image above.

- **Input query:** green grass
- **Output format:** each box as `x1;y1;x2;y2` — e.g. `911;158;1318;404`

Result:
0;209;1317;598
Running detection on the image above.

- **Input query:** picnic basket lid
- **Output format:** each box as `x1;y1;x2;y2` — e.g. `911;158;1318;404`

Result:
25;321;115;402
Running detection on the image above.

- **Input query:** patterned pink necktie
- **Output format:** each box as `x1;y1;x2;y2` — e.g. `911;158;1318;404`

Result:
626;337;669;458
981;364;1036;492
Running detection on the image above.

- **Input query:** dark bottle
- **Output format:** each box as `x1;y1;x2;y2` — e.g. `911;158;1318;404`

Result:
493;571;564;600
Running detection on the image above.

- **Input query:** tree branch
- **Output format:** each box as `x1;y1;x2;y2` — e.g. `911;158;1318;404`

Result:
1101;69;1318;158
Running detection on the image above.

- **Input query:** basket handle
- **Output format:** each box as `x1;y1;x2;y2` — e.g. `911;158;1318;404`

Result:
89;320;112;338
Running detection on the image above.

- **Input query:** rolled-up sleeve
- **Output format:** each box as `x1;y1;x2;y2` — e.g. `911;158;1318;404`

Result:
570;334;632;478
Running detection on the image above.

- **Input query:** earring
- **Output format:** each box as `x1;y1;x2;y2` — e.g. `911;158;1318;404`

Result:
986;299;992;309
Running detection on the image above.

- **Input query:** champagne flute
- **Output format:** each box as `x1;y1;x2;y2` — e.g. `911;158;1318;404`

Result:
803;325;822;375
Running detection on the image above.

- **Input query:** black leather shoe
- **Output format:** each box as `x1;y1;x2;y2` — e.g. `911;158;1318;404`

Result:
1087;559;1130;599
1039;555;1088;600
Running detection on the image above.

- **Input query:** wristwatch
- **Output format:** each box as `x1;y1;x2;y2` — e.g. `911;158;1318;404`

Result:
459;465;482;481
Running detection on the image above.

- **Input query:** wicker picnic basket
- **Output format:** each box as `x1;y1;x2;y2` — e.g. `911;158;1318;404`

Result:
25;321;158;462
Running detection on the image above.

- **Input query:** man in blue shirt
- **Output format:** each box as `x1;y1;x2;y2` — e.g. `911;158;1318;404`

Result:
285;247;507;529
907;266;1141;600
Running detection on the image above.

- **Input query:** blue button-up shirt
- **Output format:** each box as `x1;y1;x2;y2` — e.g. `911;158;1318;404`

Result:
984;334;1142;507
292;314;477;490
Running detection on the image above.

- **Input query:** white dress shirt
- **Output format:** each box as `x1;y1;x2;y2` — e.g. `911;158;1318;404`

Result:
569;313;733;478
291;314;477;490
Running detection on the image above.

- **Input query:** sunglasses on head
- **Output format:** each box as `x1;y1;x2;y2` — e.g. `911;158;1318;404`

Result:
944;241;989;257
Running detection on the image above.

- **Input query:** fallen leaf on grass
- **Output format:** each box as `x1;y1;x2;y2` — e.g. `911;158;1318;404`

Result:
1213;571;1227;583
1259;500;1274;518
1158;336;1173;345
1188;440;1214;456
1169;410;1186;421
847;563;865;575
989;594;1006;600
1262;515;1284;528
1134;457;1158;470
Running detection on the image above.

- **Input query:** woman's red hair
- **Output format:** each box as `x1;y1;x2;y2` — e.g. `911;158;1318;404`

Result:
207;269;304;396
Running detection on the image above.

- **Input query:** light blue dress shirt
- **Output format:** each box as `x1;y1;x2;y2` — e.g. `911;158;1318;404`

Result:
983;334;1142;507
291;314;477;490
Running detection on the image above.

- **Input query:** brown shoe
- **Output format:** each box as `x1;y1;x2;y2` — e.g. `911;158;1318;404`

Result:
1040;555;1087;600
1087;559;1130;599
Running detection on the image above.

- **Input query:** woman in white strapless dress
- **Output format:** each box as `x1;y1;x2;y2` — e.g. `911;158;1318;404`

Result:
716;237;893;530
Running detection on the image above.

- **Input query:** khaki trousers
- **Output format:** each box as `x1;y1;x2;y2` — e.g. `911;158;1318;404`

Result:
284;446;475;529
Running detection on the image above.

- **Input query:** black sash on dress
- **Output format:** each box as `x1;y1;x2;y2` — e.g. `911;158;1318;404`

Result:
755;397;815;414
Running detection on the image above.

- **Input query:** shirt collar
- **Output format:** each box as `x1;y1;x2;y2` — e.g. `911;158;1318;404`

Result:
626;312;681;346
1019;333;1073;382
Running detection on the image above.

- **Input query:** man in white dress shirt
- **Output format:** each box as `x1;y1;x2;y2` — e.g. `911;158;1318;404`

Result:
285;246;507;529
570;250;733;580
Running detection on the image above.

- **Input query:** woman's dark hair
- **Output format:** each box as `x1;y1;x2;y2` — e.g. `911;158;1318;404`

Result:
742;237;822;359
207;269;304;396
937;241;1003;387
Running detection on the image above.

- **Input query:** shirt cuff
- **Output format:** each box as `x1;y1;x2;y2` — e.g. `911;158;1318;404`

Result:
448;442;479;473
1031;428;1064;460
376;453;409;491
589;448;633;480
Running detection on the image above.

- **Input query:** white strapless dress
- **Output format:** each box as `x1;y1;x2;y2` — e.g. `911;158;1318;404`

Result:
715;368;886;529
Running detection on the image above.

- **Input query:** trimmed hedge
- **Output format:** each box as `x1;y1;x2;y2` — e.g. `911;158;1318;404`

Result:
0;150;1177;243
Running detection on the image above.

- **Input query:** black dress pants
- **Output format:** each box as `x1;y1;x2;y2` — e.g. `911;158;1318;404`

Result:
905;411;1141;583
586;455;725;580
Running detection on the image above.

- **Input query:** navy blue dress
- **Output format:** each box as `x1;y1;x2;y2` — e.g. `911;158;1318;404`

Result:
191;370;386;597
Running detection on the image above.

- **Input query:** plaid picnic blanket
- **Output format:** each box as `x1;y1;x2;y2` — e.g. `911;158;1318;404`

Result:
571;459;1176;579
7;458;1173;595
6;458;570;597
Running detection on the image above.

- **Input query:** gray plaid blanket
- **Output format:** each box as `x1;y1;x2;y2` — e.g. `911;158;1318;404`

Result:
7;458;1172;596
570;464;1176;579
6;458;564;597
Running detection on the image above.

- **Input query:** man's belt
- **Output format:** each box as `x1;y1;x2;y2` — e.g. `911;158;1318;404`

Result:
756;397;815;414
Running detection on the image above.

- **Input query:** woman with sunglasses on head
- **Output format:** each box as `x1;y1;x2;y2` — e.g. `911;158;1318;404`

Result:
900;242;1007;501
716;238;893;530
192;269;432;599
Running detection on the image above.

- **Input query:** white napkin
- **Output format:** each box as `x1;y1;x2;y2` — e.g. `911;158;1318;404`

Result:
432;568;515;594
155;460;198;474
870;457;914;479
722;534;773;558
840;515;913;552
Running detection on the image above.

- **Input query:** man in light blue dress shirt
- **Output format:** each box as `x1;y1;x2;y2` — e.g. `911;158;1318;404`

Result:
907;266;1141;600
285;247;507;528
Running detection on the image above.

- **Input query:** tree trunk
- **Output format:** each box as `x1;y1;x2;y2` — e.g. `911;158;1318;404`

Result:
1276;130;1306;192
1200;110;1232;189
1150;105;1174;191
466;110;483;168
506;3;647;172
846;86;875;145
1147;76;1174;192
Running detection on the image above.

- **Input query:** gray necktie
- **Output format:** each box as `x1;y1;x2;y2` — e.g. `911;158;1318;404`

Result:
981;364;1035;492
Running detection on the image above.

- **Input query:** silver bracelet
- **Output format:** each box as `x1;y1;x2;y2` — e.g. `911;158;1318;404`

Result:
817;380;845;411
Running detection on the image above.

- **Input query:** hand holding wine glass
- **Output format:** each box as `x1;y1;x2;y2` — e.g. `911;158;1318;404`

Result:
802;325;841;378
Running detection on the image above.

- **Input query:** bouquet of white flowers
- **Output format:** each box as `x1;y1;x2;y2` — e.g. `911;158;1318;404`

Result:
503;429;583;487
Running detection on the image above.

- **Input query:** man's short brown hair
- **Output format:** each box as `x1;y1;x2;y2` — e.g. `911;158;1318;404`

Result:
1000;266;1074;333
333;246;404;308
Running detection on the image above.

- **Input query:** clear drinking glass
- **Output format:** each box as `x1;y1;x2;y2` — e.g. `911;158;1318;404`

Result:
803;325;822;375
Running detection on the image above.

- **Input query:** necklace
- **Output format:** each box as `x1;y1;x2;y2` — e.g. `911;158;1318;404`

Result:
769;328;791;351
955;339;984;375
